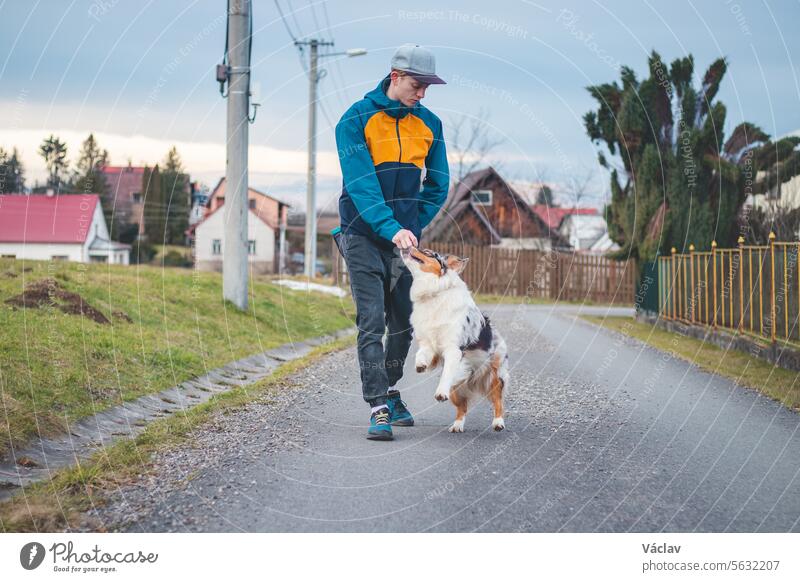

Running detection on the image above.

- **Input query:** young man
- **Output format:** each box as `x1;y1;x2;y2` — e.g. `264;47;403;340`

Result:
333;44;449;440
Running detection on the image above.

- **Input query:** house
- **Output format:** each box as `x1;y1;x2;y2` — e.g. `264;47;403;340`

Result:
285;210;341;275
749;171;800;211
99;164;146;235
422;167;566;250
190;178;290;274
188;181;210;228
0;193;130;264
586;231;620;254
558;213;619;254
530;205;598;231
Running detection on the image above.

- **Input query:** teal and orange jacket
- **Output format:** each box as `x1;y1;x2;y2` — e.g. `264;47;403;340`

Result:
334;75;449;246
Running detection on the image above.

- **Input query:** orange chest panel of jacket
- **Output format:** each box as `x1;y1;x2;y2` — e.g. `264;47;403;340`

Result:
363;111;434;170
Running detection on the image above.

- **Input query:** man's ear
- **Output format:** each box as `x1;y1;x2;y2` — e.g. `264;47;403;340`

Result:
446;255;469;274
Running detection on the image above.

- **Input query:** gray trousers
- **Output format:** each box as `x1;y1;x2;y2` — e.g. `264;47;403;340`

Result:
339;233;414;407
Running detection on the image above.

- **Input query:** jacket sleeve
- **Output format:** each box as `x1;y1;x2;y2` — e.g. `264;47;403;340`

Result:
335;108;403;242
418;116;450;231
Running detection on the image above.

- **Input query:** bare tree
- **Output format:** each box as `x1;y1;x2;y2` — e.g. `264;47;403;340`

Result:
742;201;800;244
447;108;505;184
562;165;596;207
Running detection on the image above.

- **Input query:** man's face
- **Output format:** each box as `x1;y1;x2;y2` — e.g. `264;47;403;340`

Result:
391;73;429;107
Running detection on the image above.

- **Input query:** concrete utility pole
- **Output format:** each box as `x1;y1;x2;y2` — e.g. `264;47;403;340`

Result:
295;40;365;278
224;0;251;309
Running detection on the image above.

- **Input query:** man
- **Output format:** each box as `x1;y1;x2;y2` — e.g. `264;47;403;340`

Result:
332;44;449;440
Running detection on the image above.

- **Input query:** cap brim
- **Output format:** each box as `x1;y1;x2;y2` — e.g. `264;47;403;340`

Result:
407;71;446;85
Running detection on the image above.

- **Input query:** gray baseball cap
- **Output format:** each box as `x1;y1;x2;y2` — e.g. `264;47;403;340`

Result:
390;44;446;85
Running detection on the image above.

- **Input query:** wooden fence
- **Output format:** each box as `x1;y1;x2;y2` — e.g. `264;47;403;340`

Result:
334;241;637;304
659;234;800;342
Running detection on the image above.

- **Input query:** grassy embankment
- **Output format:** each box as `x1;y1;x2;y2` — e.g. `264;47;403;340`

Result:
0;334;355;532
0;257;355;460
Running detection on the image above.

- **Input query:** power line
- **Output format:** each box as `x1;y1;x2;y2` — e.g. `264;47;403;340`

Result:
307;0;322;35
318;1;351;110
274;0;308;73
273;0;297;42
286;0;305;41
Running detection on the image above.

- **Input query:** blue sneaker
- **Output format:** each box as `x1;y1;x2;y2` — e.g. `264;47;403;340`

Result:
387;390;415;426
367;407;393;440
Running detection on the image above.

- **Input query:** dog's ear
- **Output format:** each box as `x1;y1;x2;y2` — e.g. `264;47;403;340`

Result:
446;255;469;274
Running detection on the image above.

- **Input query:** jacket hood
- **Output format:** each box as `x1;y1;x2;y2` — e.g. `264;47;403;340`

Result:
364;75;415;119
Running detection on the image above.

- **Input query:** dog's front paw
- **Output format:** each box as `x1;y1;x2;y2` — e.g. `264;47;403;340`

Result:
492;417;505;431
448;419;465;433
434;390;449;402
416;364;427;373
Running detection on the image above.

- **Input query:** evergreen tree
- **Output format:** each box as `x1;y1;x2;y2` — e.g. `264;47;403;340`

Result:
72;134;130;239
38;135;68;190
535;184;554;206
141;164;163;244
0;147;25;193
9;147;25;192
74;133;108;176
0;147;9;193
160;146;190;245
584;52;768;264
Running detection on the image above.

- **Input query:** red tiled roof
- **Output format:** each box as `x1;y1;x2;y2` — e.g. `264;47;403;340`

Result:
530;205;597;229
100;165;145;174
0;194;99;244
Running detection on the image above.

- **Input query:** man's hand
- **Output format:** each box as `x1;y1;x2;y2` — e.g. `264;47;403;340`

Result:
392;229;418;249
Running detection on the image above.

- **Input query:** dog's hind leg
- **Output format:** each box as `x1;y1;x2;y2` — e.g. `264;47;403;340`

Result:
489;355;505;431
448;387;469;433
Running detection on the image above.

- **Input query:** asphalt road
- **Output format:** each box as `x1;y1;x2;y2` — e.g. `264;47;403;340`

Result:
105;304;800;532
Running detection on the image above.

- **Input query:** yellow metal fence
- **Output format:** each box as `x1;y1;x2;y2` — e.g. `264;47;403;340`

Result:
659;233;800;342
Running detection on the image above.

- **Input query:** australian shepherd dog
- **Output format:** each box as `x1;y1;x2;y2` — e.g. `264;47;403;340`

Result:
400;247;509;433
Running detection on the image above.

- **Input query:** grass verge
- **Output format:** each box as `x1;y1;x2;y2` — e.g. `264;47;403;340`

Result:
581;315;800;412
0;333;355;532
0;258;354;459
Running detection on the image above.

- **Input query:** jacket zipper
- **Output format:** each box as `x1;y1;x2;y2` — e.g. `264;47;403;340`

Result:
395;116;402;163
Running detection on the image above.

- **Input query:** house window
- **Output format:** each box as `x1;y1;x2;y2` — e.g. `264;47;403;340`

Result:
212;239;221;255
51;255;69;261
132;192;142;203
1;254;16;258
248;240;256;255
472;189;492;205
249;199;256;210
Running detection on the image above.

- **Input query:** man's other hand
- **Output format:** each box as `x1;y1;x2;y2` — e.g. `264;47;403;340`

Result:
392;229;418;249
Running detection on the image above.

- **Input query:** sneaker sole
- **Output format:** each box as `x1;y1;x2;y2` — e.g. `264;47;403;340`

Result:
391;419;414;427
366;432;394;441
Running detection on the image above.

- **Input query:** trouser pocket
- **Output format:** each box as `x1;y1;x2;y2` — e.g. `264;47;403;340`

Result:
331;227;346;259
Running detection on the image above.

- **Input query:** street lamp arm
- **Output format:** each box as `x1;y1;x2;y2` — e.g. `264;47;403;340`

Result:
321;48;368;58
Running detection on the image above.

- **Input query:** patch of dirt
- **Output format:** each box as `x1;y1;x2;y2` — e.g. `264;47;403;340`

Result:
16;456;38;468
112;310;134;323
4;278;131;325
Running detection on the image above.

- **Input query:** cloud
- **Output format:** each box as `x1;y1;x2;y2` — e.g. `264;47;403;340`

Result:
0;128;342;186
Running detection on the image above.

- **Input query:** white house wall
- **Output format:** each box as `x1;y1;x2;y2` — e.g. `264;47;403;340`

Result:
84;202;110;262
753;173;800;211
0;242;84;261
195;208;276;273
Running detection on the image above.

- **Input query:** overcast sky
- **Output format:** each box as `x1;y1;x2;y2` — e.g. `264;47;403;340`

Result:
1;0;799;212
